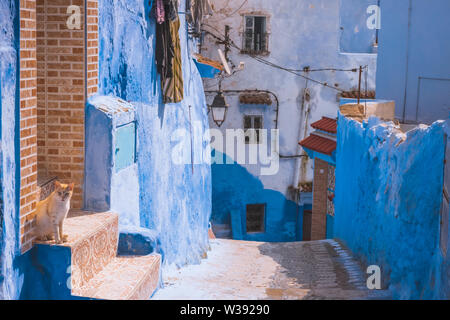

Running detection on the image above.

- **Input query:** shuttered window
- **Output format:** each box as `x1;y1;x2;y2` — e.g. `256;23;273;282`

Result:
243;16;268;54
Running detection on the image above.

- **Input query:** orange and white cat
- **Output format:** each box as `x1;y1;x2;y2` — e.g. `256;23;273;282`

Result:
34;181;74;244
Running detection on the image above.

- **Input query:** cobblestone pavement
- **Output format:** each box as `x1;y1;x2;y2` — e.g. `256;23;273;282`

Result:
153;239;391;300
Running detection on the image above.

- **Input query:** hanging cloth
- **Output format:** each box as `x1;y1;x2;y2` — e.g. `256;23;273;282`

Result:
156;0;165;24
152;0;184;103
155;19;173;83
162;18;184;103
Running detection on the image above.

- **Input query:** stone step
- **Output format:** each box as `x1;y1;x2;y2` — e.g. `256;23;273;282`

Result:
211;223;232;239
32;210;161;299
54;210;119;289
72;254;161;300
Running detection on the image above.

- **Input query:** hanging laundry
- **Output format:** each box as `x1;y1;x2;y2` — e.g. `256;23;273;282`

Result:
156;0;165;24
186;0;213;34
163;18;184;103
152;0;184;103
155;18;173;85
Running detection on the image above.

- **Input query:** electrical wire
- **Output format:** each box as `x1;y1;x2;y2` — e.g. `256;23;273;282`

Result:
201;26;358;93
205;88;280;129
201;25;358;76
307;67;359;73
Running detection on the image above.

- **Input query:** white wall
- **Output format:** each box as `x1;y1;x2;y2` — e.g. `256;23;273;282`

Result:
202;0;377;197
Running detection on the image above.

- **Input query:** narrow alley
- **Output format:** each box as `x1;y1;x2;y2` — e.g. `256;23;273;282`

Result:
1;0;449;304
153;239;390;300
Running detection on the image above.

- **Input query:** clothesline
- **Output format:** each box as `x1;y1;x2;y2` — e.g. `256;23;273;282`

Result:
150;0;212;103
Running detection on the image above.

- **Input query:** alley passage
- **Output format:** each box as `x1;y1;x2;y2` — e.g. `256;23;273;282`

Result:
153;239;390;300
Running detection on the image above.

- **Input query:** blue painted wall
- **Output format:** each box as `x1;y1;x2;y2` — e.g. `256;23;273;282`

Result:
326;214;334;239
334;114;446;299
0;0;66;301
97;0;212;268
376;0;450;124
211;150;301;242
84;96;141;227
340;0;378;53
435;124;450;300
204;0;378;243
0;0;21;300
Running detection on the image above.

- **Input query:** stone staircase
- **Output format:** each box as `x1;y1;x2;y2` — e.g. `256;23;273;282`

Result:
211;223;232;239
33;210;161;300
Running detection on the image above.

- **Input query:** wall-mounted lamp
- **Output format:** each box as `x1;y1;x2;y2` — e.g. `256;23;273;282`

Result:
209;91;229;127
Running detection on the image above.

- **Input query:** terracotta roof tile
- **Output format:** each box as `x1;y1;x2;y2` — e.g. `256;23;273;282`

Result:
299;134;336;156
311;117;337;134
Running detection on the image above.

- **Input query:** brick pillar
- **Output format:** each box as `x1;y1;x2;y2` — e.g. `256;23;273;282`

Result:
86;0;99;96
311;158;329;240
36;0;98;210
20;0;38;253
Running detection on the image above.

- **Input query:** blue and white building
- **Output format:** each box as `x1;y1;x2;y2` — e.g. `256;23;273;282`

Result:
202;0;379;241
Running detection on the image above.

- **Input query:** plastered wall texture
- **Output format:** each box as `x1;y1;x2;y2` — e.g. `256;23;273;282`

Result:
376;0;450;124
334;114;447;299
97;0;212;268
203;0;377;241
0;0;20;299
211;151;300;242
19;0;38;254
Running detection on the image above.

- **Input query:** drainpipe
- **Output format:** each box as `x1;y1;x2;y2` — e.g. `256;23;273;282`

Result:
401;0;413;123
293;78;310;189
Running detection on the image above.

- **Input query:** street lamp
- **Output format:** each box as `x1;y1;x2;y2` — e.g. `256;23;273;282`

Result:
209;91;229;127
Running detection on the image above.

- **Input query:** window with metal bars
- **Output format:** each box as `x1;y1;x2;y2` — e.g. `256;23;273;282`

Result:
242;16;268;54
246;204;266;233
244;115;263;144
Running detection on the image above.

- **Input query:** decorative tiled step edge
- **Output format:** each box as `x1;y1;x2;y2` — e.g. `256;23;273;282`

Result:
211;223;232;239
35;210;119;290
72;254;161;300
37;175;57;201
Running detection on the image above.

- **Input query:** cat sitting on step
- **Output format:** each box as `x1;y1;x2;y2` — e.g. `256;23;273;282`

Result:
34;181;74;244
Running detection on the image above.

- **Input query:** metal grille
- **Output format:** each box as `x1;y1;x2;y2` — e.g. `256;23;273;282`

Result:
242;16;268;54
246;204;265;233
244;115;263;144
327;165;335;217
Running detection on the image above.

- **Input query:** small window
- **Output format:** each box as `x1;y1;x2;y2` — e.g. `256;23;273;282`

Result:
246;204;265;233
244;115;263;144
242;16;268;54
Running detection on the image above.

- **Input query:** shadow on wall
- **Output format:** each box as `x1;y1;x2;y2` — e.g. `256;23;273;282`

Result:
97;0;212;270
211;150;301;242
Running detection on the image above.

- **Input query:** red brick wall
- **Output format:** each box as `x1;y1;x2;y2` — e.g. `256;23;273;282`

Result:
86;0;99;97
19;0;99;252
311;158;329;240
36;0;98;210
20;0;38;253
